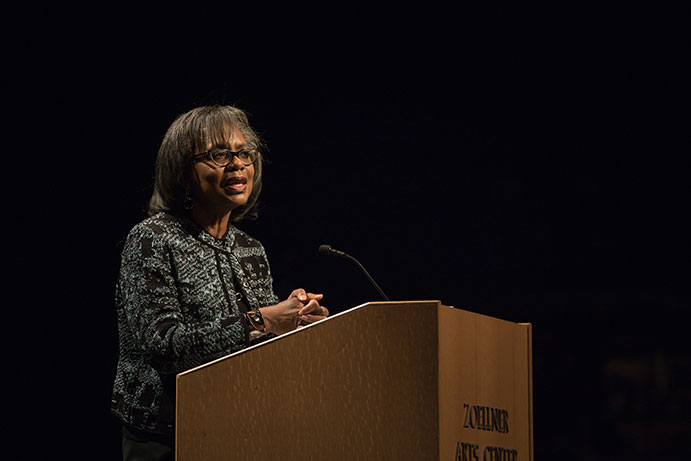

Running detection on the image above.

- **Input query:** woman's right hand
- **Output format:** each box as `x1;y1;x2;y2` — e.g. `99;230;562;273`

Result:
259;290;327;335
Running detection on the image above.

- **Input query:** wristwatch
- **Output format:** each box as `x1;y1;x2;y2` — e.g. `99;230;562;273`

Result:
245;309;266;332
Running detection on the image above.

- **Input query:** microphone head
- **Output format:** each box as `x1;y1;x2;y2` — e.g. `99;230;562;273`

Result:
318;244;333;256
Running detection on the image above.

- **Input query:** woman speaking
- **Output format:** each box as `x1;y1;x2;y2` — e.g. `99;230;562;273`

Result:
111;105;328;460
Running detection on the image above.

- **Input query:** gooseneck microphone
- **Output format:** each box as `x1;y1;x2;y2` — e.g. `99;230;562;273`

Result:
319;244;390;301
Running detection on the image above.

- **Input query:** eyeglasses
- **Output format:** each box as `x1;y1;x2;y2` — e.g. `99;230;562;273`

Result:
193;147;259;167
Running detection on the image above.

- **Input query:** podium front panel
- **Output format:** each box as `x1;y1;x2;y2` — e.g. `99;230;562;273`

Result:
176;301;442;460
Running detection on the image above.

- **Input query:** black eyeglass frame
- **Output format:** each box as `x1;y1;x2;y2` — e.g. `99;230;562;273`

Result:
192;147;259;167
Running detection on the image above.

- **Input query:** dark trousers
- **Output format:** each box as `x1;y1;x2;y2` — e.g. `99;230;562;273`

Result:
122;425;174;461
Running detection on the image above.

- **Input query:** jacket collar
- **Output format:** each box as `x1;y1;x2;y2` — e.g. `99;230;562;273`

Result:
178;214;237;252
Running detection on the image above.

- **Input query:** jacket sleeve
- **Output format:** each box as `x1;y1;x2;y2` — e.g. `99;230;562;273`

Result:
117;224;248;375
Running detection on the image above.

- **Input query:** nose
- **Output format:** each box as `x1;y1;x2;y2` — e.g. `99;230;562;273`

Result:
224;154;245;170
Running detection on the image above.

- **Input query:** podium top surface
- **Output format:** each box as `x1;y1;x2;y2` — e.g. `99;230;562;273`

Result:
177;300;529;377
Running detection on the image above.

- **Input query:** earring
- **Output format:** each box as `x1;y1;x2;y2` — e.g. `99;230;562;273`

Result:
184;189;194;210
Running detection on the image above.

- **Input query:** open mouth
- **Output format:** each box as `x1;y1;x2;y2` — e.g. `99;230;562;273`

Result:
222;176;247;186
222;176;248;192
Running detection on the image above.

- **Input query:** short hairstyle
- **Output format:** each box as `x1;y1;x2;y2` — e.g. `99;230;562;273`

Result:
148;105;266;222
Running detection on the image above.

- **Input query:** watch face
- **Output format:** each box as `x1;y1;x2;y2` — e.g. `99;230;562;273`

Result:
250;311;264;325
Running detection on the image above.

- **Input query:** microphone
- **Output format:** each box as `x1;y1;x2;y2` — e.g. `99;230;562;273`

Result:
318;244;349;259
318;244;390;301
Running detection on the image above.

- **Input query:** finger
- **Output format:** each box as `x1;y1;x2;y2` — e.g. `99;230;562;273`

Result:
299;314;328;324
306;293;324;301
302;305;328;316
279;295;302;309
297;299;323;315
299;305;329;319
291;288;308;302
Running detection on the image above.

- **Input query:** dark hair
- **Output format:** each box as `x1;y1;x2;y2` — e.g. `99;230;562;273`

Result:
148;105;266;222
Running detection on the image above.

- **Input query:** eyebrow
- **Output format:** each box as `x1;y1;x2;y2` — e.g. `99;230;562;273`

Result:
210;141;250;151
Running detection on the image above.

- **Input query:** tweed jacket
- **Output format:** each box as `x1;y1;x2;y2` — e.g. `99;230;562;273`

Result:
111;212;279;433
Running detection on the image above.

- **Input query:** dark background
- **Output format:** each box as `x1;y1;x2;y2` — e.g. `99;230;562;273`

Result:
5;3;690;460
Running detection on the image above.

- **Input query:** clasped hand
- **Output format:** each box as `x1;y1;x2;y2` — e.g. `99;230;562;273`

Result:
259;289;329;335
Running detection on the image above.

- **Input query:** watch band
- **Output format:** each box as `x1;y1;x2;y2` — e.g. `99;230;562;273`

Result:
244;308;266;332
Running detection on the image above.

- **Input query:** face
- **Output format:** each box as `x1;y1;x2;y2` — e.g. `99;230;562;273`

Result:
188;125;255;216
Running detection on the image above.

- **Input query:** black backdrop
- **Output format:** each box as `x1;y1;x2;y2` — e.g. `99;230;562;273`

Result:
6;4;690;460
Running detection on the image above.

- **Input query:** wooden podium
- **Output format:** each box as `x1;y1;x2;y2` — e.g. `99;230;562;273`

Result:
176;301;533;460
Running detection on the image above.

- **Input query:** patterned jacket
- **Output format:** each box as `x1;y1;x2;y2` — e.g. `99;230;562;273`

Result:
111;212;279;434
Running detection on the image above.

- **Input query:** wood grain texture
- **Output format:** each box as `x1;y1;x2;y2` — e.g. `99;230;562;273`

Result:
177;301;441;460
176;301;533;460
438;307;533;461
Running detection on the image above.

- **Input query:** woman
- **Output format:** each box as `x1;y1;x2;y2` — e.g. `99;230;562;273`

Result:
111;105;328;460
